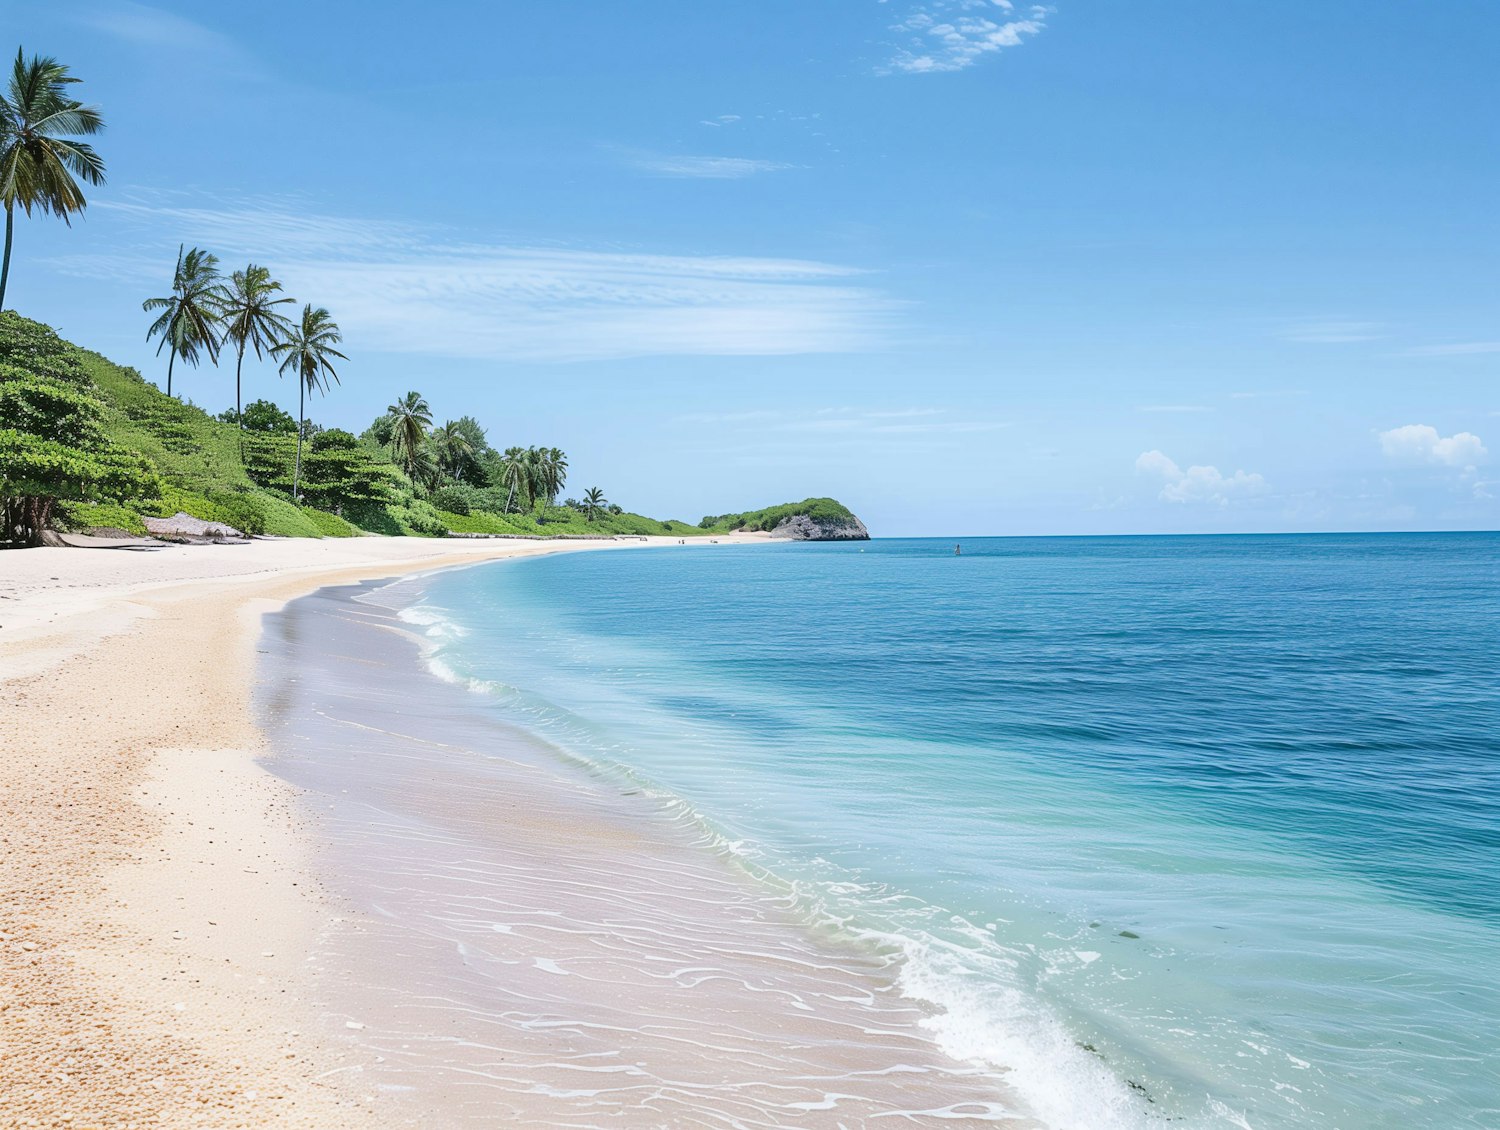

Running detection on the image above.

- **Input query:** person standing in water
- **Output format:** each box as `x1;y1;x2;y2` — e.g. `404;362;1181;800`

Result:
955;544;962;555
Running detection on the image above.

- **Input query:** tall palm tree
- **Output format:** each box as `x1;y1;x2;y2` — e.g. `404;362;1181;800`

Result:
543;446;568;504
272;305;346;501
580;487;608;521
499;445;532;513
430;419;474;483
220;264;294;451
0;49;106;311
143;245;225;398
386;391;431;482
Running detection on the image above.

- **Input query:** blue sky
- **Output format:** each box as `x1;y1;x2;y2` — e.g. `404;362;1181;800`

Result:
8;0;1498;535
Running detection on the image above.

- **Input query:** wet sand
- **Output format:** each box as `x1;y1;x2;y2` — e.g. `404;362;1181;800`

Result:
1;534;1025;1128
255;579;1032;1126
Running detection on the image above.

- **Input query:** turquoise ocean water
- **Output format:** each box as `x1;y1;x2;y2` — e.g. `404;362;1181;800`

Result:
400;534;1499;1128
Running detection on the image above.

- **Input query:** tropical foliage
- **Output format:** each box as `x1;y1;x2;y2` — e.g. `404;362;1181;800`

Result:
580;486;608;521
271;304;345;501
0;361;159;544
220;263;294;444
142;246;225;399
385;390;432;481
0;48;106;310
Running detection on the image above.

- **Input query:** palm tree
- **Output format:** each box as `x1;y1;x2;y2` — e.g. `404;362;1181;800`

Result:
143;245;225;398
499;445;532;513
220;264;293;452
542;446;568;504
386;391;431;482
272;305;346;501
580;487;608;521
0;49;106;311
430;419;474;483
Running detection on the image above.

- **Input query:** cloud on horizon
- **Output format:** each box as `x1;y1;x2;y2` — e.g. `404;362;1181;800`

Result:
1136;450;1268;505
53;193;895;363
883;0;1049;75
1378;424;1487;468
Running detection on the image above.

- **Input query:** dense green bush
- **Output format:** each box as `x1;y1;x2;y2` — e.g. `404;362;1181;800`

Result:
300;506;360;538
0;311;89;385
0;366;163;545
55;500;149;535
221;398;298;434
431;482;479;515
206;490;269;536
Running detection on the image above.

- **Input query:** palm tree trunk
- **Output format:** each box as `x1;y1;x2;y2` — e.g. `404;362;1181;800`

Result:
0;203;14;312
166;348;176;399
293;378;305;503
235;344;246;461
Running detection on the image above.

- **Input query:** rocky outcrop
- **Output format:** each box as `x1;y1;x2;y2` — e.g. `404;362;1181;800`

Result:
767;513;870;541
142;511;246;541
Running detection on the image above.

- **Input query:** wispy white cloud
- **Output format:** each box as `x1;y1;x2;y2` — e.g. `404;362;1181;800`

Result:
1377;424;1487;469
1280;319;1382;344
884;0;1049;75
59;192;893;362
699;115;743;128
631;153;793;179
1403;341;1500;357
1136;450;1267;505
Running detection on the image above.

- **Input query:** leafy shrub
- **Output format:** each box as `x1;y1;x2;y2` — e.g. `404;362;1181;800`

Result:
402;498;449;537
431;482;480;515
220;398;299;434
0;311;89;385
300;506;360;538
207;490;268;536
55;501;149;535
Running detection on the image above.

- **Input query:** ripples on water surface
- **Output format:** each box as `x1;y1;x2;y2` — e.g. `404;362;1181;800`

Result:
271;533;1500;1128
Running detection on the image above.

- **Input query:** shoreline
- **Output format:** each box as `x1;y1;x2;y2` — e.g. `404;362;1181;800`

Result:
0;534;765;1128
253;573;1031;1126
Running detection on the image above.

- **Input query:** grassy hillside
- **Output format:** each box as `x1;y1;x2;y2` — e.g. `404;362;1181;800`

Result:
72;348;337;537
2;312;860;543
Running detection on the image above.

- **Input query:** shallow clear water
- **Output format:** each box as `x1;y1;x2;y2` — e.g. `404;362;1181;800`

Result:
406;534;1500;1129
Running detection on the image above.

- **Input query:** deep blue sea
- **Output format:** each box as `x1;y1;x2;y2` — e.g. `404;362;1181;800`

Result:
404;534;1500;1129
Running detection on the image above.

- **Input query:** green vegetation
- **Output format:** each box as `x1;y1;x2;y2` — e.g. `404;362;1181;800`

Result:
0;48;106;311
699;497;858;533
143;246;225;399
0;311;388;543
0;315;159;543
271;304;346;500
0;310;859;547
220;263;294;448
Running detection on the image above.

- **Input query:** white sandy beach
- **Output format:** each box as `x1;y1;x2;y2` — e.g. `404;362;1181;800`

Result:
0;534;768;1128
